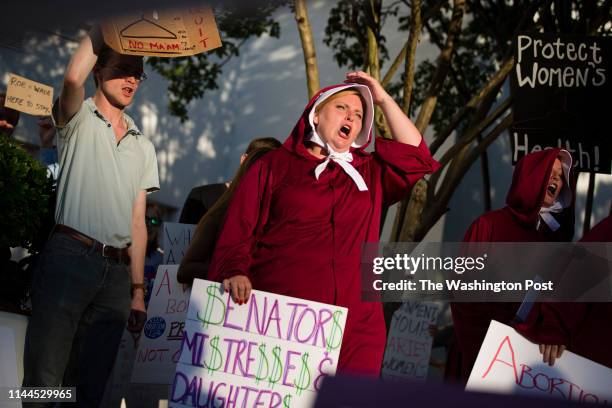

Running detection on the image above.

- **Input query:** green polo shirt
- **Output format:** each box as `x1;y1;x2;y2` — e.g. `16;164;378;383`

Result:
53;98;160;247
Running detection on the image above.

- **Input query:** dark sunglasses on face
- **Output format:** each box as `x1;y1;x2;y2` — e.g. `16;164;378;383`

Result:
105;64;147;82
145;216;161;226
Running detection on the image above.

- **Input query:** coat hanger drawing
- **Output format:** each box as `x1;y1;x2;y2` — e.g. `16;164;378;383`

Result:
120;11;177;40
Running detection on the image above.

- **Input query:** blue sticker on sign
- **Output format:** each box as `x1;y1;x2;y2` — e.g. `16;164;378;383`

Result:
144;316;166;339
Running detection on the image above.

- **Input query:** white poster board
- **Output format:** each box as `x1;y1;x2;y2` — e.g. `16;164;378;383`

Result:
161;222;196;265
131;265;192;384
381;301;439;382
466;320;612;404
170;279;348;408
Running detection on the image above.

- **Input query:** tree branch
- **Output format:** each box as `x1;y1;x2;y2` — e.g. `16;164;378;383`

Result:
381;0;447;88
414;0;466;133
429;57;513;155
414;113;513;241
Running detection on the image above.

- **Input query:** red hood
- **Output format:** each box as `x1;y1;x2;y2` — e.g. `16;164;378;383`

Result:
506;148;574;228
283;83;374;163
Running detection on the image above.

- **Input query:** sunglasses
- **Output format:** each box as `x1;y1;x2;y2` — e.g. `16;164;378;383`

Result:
145;216;161;226
104;65;148;82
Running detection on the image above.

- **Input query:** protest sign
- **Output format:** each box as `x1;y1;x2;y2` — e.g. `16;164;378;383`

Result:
510;33;611;173
4;73;53;116
102;329;172;407
381;301;440;382
132;265;191;384
161;222;196;265
101;7;221;57
466;320;612;404
170;279;348;408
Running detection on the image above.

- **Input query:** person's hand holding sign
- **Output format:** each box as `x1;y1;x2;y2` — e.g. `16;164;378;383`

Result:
540;344;566;366
223;275;252;305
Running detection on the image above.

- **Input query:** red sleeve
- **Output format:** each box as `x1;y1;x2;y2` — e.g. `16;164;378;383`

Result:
462;216;493;242
515;302;577;346
374;137;440;206
207;160;274;283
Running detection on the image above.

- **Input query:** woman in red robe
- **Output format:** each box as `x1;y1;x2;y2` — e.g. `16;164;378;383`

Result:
208;71;440;375
534;215;612;369
447;148;575;383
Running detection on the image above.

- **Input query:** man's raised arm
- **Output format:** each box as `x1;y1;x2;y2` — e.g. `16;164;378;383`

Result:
56;27;103;126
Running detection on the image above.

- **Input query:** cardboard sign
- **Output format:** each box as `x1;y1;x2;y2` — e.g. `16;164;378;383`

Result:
381;301;439;382
131;265;192;384
4;73;53;116
102;7;222;57
466;320;612;404
170;279;348;408
510;33;611;173
161;222;196;265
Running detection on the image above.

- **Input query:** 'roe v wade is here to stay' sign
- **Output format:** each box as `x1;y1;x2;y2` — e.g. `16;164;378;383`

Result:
170;279;348;408
510;33;611;173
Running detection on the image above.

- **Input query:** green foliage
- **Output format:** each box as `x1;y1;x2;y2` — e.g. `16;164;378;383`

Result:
147;1;289;121
323;0;504;133
0;137;52;250
323;0;391;70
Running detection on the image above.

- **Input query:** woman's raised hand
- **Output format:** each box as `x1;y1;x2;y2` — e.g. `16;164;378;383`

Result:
345;71;391;107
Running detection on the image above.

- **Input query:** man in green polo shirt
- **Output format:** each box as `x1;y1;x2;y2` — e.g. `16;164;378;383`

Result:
23;27;160;407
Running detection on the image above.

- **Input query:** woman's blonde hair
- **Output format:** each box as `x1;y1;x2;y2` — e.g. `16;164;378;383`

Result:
314;89;366;117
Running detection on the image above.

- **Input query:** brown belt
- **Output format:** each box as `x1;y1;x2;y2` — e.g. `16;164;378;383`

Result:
54;224;130;265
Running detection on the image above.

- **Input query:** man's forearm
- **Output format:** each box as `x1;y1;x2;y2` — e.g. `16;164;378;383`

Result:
65;28;103;88
130;223;147;287
57;27;104;125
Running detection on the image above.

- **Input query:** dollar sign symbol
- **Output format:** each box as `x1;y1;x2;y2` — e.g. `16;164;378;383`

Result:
294;352;311;396
268;346;283;388
326;310;343;352
204;335;223;374
255;343;269;384
197;285;225;328
283;394;292;408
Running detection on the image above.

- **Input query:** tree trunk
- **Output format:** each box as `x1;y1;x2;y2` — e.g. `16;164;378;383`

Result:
365;0;390;139
402;0;422;114
294;0;319;99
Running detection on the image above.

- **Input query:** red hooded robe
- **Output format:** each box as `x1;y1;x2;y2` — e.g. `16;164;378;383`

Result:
208;84;440;374
536;215;612;369
447;148;575;383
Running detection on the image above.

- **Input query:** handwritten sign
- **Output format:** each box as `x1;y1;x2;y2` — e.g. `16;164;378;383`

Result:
510;34;611;173
161;222;196;265
466;320;612;404
170;279;348;408
132;265;191;384
381;301;439;382
102;7;222;58
4;73;53;116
